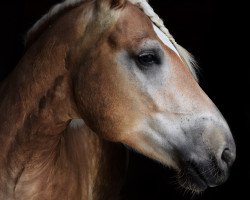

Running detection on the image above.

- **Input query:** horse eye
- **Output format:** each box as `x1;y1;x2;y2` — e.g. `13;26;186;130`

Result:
137;51;160;67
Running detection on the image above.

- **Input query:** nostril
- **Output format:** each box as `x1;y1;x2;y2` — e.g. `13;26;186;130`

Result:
221;148;234;167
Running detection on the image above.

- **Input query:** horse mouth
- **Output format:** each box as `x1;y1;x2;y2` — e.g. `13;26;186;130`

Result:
177;162;208;192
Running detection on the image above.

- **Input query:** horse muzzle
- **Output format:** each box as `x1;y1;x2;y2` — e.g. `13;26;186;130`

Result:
178;151;235;192
176;117;236;192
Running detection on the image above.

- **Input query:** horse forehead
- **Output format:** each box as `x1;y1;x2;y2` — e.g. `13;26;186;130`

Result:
110;3;179;58
109;5;158;47
121;2;153;27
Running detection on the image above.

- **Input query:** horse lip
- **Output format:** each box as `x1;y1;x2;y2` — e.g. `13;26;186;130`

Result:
185;160;226;189
187;163;208;189
177;161;209;192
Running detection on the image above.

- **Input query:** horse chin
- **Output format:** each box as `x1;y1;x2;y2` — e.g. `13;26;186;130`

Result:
174;154;231;194
177;159;214;193
176;163;209;193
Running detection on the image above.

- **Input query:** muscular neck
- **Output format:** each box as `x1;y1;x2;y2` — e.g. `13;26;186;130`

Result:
0;28;80;196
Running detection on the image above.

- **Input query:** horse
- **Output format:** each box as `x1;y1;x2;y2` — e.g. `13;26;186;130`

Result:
0;0;236;199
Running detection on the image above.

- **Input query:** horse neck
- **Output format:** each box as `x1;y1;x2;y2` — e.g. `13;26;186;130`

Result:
0;8;82;195
0;36;74;192
1;33;75;136
0;2;88;160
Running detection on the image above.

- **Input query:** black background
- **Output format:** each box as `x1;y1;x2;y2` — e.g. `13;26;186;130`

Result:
0;0;249;200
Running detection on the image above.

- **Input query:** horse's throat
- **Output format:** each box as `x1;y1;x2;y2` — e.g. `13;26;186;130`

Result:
2;121;128;200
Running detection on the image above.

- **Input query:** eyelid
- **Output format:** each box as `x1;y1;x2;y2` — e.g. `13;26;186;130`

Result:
140;49;161;60
138;48;159;56
137;49;162;67
140;51;154;55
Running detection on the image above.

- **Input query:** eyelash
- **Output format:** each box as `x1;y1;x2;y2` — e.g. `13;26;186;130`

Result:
137;50;161;69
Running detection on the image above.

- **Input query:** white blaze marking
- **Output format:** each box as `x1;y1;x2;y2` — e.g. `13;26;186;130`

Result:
153;24;180;57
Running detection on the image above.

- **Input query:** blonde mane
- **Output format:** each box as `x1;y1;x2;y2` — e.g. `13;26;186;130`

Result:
27;0;198;79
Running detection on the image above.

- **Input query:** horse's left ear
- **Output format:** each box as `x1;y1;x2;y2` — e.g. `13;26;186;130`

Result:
96;0;127;10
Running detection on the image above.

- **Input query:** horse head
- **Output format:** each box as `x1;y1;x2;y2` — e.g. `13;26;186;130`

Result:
64;0;236;192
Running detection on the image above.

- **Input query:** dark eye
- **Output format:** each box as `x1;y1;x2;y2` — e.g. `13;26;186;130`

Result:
137;51;160;68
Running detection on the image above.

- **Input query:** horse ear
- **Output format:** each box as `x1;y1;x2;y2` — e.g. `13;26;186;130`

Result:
96;0;127;10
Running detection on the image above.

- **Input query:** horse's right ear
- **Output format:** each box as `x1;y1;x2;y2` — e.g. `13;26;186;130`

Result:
96;0;127;10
